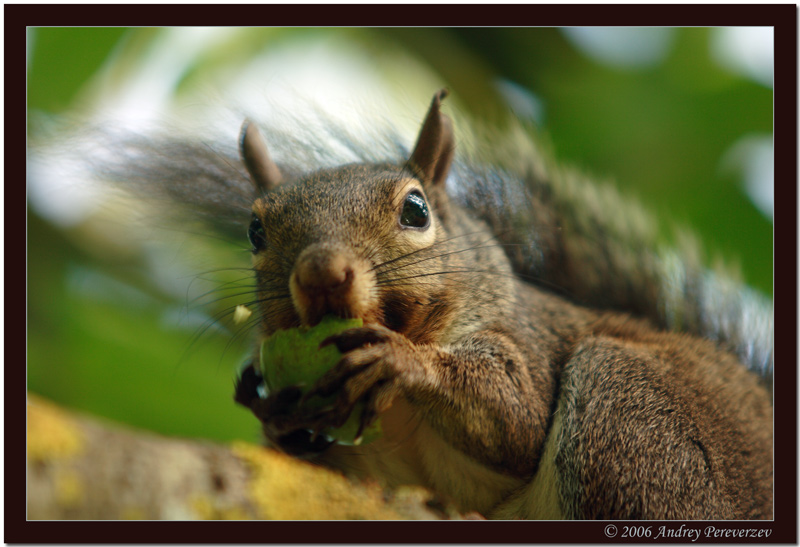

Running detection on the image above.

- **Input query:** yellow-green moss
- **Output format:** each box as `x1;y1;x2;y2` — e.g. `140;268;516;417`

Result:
120;506;148;520
190;494;251;520
27;395;84;463
54;470;85;507
231;442;404;520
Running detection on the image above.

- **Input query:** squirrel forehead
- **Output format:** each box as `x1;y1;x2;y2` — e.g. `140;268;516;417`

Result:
252;165;420;217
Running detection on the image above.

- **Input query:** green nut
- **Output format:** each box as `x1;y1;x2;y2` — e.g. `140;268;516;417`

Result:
259;316;382;445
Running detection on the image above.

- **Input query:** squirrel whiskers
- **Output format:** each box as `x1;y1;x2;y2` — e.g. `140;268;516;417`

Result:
41;89;772;519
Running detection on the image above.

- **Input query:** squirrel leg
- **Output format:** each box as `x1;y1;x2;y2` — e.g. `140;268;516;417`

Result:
298;323;557;478
552;336;772;520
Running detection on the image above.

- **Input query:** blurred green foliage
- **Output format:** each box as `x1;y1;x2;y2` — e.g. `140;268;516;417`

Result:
27;28;773;444
27;27;129;112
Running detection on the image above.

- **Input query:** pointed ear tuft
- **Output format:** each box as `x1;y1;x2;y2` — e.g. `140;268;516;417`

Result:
408;89;455;187
239;119;283;192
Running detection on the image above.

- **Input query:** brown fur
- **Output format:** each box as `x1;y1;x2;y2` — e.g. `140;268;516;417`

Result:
235;91;772;519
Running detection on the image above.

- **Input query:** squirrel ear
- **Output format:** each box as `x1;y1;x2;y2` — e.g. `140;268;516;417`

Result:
239;119;283;192
408;89;454;187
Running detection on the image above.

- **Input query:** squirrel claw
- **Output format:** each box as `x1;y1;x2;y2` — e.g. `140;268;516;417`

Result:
233;361;262;408
355;402;377;441
305;400;355;431
274;429;334;457
245;384;303;425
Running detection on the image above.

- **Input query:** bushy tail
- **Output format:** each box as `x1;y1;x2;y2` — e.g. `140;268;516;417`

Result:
452;126;773;386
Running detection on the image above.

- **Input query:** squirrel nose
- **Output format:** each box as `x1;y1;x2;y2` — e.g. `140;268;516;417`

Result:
294;246;354;295
290;243;364;326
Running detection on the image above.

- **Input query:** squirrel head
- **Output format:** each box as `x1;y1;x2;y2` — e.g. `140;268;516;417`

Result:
240;90;500;342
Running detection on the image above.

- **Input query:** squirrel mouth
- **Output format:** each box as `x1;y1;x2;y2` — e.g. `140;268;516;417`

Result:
288;243;377;328
291;288;377;329
299;302;358;328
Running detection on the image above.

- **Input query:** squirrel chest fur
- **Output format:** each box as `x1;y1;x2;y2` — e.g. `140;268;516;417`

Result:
232;90;772;519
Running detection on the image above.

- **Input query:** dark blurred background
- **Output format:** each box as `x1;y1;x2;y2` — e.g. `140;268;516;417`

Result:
27;27;773;444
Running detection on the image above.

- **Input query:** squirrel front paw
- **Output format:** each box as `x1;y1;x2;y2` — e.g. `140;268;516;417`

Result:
234;362;334;456
298;324;417;440
234;325;421;449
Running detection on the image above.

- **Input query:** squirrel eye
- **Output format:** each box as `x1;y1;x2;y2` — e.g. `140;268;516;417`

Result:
400;191;430;229
248;215;267;252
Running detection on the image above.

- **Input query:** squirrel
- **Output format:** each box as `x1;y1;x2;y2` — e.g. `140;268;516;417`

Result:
77;89;773;519
230;89;772;519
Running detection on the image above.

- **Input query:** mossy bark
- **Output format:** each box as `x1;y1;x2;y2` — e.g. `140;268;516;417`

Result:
26;394;461;520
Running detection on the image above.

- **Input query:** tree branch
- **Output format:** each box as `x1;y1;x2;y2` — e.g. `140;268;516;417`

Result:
26;394;463;520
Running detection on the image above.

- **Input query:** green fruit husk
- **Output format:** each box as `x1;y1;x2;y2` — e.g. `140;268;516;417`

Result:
259;316;382;445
